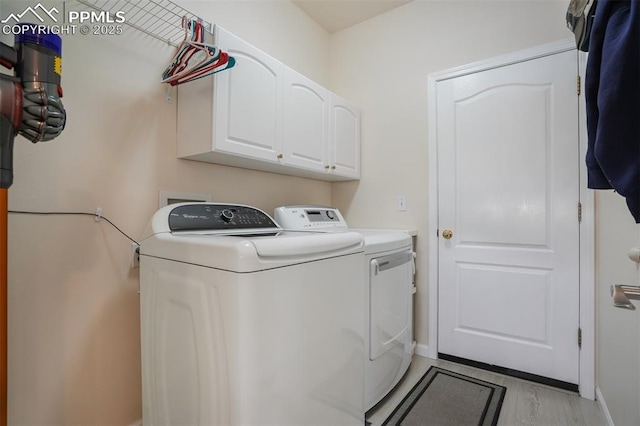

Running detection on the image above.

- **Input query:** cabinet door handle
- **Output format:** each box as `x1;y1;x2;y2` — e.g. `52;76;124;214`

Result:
324;165;330;170
331;165;336;170
277;153;283;160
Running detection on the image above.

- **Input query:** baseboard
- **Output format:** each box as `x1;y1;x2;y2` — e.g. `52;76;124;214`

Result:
596;386;615;426
414;343;430;358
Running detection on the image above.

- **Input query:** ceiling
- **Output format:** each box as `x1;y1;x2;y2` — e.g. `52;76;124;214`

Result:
292;0;413;34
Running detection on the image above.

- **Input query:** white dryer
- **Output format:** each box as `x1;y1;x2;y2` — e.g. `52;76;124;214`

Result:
139;203;366;425
274;206;415;411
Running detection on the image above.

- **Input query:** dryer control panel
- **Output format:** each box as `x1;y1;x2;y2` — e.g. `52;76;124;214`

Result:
274;205;349;231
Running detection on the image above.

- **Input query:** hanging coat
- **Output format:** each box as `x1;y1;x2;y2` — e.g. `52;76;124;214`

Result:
566;0;598;51
585;0;640;223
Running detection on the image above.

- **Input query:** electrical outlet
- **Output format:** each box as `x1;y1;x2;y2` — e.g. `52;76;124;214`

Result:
131;242;140;268
397;195;407;212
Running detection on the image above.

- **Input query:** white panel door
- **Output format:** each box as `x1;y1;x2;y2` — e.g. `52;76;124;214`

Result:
436;50;580;385
214;27;283;162
283;67;329;172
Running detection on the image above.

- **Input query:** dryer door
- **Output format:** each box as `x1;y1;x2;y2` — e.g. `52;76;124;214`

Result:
369;250;414;360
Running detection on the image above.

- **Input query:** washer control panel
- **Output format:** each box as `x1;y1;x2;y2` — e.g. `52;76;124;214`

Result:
169;203;279;232
274;205;349;231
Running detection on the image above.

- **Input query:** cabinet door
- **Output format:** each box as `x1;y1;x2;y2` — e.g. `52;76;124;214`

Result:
329;95;360;179
282;67;330;172
214;27;284;162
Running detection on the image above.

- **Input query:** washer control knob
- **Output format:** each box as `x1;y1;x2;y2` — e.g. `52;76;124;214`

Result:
326;210;335;220
220;209;234;222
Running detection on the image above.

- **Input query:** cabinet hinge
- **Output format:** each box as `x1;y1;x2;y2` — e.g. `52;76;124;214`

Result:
578;202;582;223
578;327;582;349
436;229;439;237
577;75;581;96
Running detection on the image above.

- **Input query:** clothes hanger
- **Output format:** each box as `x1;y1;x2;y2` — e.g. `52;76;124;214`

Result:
168;22;230;85
169;54;235;86
162;18;235;86
162;17;196;80
168;39;224;81
162;19;212;83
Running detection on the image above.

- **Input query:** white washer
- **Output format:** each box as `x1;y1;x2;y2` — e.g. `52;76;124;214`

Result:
274;206;415;411
139;203;365;425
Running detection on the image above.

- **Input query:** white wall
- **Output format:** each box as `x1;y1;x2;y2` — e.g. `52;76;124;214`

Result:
3;1;331;423
596;191;640;425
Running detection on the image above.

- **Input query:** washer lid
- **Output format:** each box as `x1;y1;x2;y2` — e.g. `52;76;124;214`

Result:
140;230;364;272
251;231;362;257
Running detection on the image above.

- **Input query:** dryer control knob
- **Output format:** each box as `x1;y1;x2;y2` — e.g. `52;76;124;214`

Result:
220;209;234;222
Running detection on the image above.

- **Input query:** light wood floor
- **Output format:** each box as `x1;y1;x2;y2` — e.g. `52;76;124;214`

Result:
366;356;608;426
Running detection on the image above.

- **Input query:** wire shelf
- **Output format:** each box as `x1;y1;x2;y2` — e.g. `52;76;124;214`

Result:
75;0;212;46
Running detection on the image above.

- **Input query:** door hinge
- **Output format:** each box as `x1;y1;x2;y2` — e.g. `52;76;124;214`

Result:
577;75;581;96
578;327;582;349
578;202;582;223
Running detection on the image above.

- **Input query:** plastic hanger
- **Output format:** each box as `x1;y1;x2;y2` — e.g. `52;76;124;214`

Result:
162;19;211;83
170;54;235;86
168;39;223;81
162;17;198;80
162;18;234;86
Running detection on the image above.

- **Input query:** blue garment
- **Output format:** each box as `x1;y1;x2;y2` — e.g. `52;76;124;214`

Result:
585;0;640;223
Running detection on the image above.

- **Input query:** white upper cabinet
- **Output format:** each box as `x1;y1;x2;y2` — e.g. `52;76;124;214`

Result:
177;26;360;181
330;95;360;179
282;67;330;173
177;27;284;165
214;27;284;162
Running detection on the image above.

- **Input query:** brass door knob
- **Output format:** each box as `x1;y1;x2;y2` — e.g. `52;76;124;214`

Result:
442;229;453;239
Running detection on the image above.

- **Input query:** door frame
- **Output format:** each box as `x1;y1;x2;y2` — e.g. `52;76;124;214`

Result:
426;38;595;399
